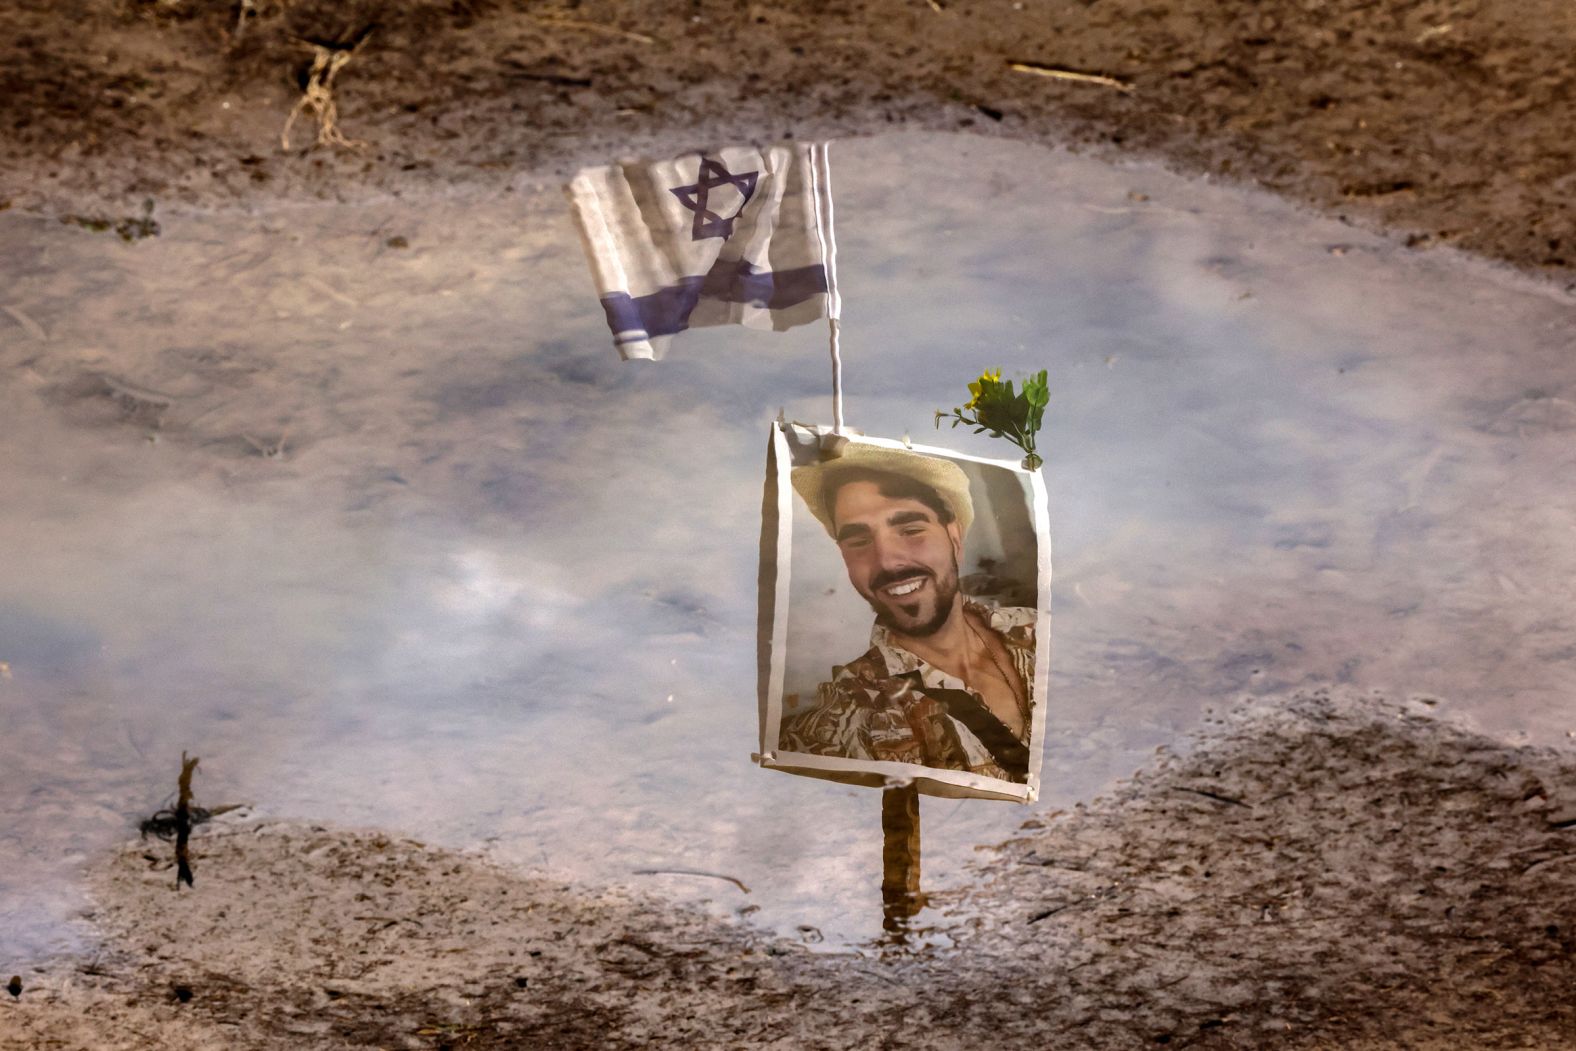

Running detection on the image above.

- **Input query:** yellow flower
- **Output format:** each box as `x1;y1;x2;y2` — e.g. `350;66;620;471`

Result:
965;369;1001;410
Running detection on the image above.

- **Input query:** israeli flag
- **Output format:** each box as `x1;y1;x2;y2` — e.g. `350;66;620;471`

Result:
566;142;841;360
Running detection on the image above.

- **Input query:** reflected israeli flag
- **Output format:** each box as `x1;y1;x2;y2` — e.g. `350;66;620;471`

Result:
566;142;840;360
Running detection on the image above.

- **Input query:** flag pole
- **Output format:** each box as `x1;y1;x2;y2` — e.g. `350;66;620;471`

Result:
811;141;845;436
811;143;918;921
830;317;844;434
881;781;923;929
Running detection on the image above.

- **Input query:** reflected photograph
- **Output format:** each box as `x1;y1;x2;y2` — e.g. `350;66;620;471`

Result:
761;426;1049;800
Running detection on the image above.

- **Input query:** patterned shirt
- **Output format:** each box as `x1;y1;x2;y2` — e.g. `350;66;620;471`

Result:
780;601;1037;783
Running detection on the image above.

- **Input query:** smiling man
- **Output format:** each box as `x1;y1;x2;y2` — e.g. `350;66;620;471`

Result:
780;445;1036;783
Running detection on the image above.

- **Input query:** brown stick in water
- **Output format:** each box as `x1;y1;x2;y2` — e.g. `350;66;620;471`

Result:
175;752;199;888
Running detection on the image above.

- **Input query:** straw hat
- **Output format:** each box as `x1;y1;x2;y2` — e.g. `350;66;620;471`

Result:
791;443;974;539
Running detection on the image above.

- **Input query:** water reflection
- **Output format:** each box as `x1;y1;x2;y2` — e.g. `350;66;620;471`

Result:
880;783;924;932
2;132;1575;962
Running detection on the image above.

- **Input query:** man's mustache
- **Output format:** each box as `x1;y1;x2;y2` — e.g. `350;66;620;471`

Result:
869;567;933;594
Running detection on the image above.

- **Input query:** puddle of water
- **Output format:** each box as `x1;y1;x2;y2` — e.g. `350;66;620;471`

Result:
2;132;1575;962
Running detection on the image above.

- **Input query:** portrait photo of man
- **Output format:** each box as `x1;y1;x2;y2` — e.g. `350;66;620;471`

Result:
760;431;1048;796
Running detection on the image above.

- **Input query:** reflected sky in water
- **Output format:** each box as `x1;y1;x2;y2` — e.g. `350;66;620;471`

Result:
2;132;1574;961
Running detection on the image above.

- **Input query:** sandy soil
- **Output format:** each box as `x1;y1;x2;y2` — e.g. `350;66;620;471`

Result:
0;0;1573;287
6;690;1575;1048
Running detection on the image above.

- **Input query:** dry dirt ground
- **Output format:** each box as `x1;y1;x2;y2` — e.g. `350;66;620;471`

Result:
6;690;1576;1049
0;0;1573;287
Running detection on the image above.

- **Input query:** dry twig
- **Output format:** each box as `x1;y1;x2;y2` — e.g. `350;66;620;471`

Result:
281;37;370;152
175;752;198;888
633;868;751;893
1008;61;1133;92
2;305;46;341
233;0;256;43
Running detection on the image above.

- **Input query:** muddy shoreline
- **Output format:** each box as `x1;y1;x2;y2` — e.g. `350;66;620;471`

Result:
2;0;1574;290
6;691;1576;1048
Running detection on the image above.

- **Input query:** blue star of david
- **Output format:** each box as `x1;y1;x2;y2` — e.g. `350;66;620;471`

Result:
670;159;759;241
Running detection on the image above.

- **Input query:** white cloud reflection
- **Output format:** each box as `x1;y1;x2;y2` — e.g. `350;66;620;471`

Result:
2;132;1575;961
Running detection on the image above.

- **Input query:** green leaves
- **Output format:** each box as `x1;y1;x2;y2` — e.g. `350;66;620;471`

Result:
936;367;1049;470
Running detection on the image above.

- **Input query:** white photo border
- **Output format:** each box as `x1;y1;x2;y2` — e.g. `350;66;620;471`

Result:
754;421;1051;803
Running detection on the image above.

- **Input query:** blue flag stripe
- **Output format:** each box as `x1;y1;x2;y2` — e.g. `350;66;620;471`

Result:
600;260;829;341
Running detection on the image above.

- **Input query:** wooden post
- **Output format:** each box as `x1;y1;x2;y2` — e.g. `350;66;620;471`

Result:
880;783;922;928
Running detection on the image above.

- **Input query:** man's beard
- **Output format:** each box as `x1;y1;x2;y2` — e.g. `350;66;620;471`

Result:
864;556;960;638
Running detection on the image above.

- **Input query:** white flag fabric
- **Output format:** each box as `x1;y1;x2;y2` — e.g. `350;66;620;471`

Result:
566;142;840;360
